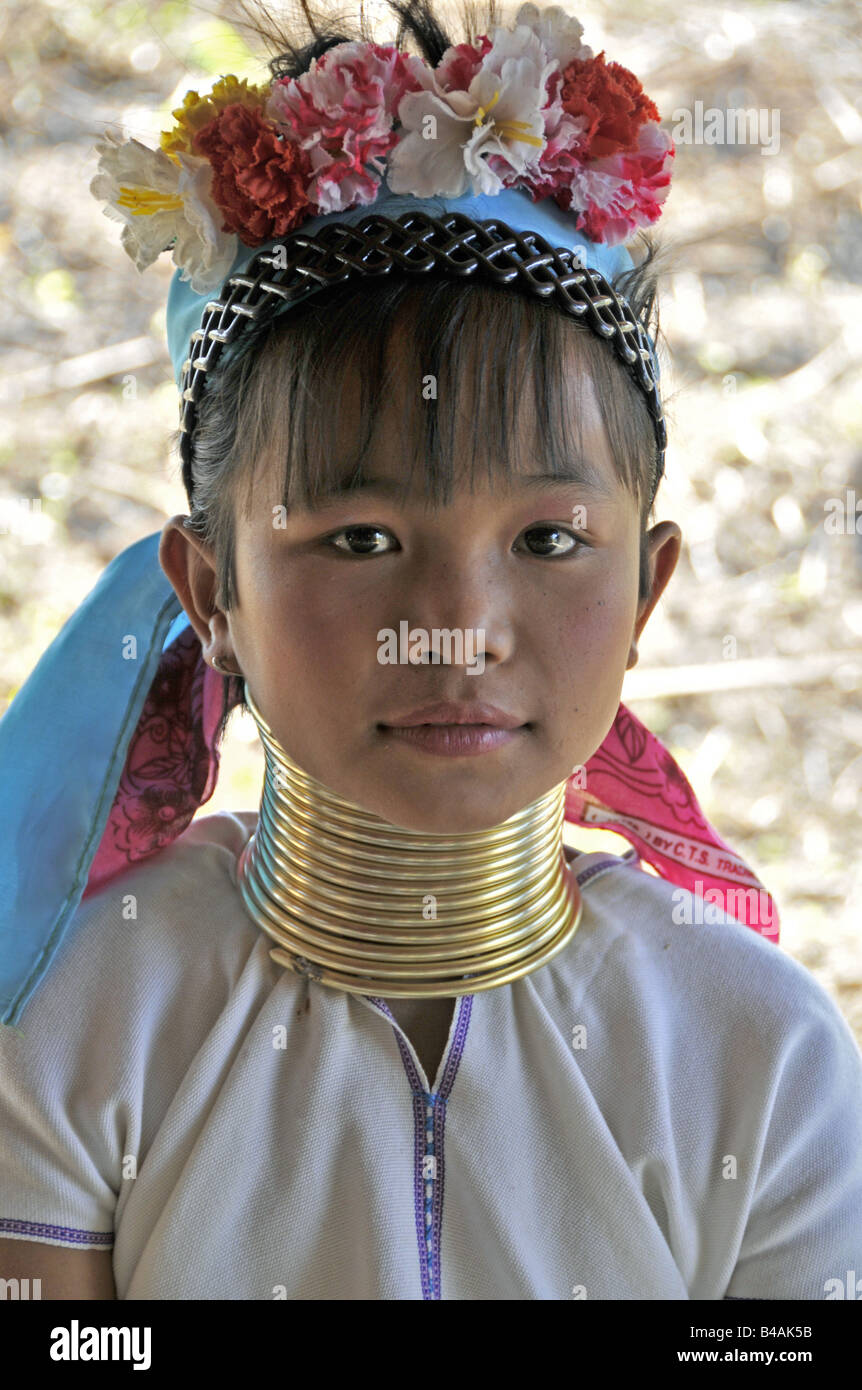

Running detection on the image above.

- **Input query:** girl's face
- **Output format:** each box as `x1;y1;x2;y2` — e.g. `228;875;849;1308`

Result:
162;335;681;834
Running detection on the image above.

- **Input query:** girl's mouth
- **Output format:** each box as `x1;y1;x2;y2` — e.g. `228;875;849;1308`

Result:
377;723;524;757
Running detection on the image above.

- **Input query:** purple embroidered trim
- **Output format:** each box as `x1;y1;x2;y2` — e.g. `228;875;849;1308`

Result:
572;853;634;889
429;996;472;1299
414;1088;434;1297
0;1216;113;1247
366;997;433;1297
367;993;473;1300
365;867;628;1296
437;995;473;1098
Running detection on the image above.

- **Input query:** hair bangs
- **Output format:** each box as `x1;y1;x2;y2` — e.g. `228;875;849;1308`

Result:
231;275;645;524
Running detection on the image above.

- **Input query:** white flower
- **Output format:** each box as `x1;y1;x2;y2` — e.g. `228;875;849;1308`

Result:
514;4;593;67
513;4;593;149
387;25;556;199
89;131;237;294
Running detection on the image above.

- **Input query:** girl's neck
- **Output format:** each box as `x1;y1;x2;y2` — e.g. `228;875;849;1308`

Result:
233;680;583;999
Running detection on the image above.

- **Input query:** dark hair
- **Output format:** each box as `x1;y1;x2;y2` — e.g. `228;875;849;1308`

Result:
173;0;672;617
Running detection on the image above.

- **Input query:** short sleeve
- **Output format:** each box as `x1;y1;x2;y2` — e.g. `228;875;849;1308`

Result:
0;877;138;1250
0;812;259;1253
723;978;862;1299
0;1009;119;1248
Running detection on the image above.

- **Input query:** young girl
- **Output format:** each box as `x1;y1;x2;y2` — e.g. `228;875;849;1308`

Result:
1;0;860;1301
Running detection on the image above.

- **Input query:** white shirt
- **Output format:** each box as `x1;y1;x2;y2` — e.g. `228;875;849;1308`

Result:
1;809;860;1300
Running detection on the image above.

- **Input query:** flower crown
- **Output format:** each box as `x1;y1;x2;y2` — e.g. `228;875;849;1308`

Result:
90;4;674;296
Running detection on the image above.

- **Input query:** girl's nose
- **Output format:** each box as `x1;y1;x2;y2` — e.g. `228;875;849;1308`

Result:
392;555;516;668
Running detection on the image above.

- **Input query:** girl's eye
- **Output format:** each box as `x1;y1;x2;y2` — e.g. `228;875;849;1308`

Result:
324;524;587;557
326;525;398;556
518;525;586;557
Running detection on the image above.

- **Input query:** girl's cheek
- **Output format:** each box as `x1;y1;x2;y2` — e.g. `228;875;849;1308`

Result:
559;579;634;650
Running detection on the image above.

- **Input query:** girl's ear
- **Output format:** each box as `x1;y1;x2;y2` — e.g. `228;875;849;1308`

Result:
158;515;234;666
626;520;682;669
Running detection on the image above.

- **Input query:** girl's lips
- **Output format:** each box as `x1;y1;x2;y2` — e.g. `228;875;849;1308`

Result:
381;700;524;727
377;723;523;757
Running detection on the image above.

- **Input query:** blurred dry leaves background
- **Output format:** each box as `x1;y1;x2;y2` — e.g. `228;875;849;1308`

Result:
0;0;860;1041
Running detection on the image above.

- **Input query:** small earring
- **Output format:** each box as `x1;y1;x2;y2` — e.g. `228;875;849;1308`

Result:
212;655;241;677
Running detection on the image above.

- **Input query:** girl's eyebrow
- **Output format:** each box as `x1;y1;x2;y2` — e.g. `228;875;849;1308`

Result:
298;463;615;512
516;468;615;498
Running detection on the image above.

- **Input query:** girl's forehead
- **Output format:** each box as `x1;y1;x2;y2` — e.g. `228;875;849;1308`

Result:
336;314;611;433
339;338;620;487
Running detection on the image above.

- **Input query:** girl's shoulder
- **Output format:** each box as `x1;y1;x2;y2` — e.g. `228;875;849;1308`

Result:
564;846;858;1061
36;809;267;1029
171;807;259;857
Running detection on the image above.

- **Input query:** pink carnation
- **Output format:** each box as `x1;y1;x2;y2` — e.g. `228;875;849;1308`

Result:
514;109;592;202
522;102;592;193
267;41;425;213
433;36;493;90
517;120;674;244
571;122;674;243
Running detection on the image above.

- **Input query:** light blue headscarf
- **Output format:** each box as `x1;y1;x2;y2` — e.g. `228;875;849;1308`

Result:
0;181;655;1026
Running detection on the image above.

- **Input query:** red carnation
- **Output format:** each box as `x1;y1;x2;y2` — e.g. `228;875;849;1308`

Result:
193;103;313;245
559;51;660;161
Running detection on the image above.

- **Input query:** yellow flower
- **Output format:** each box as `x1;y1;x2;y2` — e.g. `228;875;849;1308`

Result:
160;75;270;156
